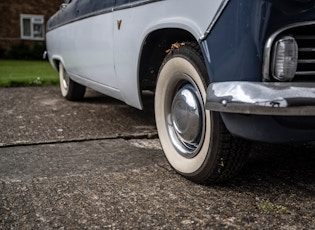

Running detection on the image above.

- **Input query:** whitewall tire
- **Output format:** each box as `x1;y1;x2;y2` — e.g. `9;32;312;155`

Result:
59;62;86;101
155;42;249;183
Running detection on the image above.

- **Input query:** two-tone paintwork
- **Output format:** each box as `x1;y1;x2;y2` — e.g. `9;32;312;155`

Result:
47;0;315;142
46;0;224;109
202;0;315;142
204;0;315;84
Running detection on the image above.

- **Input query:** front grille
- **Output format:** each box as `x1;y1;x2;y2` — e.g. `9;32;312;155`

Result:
295;35;315;81
286;25;315;82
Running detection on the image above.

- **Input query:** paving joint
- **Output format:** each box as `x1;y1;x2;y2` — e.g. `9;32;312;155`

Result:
0;132;158;148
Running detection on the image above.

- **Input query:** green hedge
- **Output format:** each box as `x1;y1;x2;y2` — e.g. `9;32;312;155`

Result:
1;42;46;60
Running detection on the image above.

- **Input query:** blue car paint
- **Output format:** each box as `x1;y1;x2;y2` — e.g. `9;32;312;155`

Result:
203;0;315;83
203;0;266;83
201;0;315;142
47;0;163;31
48;0;315;142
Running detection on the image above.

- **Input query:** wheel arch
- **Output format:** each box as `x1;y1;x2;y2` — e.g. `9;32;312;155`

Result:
138;28;203;94
49;55;64;72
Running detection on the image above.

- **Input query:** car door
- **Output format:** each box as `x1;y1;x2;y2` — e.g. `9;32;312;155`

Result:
113;0;143;107
67;0;118;88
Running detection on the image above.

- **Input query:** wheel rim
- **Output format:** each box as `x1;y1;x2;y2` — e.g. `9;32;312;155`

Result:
167;73;206;158
155;56;211;174
61;67;69;91
59;62;70;98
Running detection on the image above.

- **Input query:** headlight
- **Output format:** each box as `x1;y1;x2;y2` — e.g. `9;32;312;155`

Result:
272;36;298;81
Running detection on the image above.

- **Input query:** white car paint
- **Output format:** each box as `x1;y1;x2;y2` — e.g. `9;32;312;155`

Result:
113;0;224;109
47;0;225;109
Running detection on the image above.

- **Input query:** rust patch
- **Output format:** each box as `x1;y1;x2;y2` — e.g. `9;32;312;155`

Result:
165;42;186;53
117;19;122;30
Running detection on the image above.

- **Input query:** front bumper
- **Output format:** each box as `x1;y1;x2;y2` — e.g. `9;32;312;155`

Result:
206;82;315;116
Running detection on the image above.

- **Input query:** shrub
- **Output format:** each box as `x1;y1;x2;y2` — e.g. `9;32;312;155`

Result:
3;41;46;60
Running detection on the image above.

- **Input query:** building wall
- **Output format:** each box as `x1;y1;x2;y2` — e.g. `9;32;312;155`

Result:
0;0;63;55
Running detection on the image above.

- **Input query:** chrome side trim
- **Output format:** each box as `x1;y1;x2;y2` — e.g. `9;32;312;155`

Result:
206;81;315;116
199;0;230;41
114;0;163;11
47;8;114;32
47;0;164;32
263;21;315;82
60;3;68;11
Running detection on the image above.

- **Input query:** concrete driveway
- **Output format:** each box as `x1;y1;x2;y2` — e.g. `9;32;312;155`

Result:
0;87;314;229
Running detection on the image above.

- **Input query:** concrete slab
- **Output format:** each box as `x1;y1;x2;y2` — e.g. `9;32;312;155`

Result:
0;87;157;146
0;87;315;229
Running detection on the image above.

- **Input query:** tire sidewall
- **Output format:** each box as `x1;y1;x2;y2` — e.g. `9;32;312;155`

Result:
155;54;213;175
59;62;69;98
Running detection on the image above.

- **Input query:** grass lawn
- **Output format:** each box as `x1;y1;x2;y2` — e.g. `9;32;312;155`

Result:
0;60;59;87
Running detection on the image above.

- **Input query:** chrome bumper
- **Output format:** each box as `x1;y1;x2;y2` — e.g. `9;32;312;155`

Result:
206;82;315;116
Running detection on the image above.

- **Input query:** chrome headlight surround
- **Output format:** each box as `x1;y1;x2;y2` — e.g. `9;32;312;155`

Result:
263;21;315;82
271;36;298;82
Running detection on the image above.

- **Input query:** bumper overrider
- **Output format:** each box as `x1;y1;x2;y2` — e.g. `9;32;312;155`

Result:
206;82;315;116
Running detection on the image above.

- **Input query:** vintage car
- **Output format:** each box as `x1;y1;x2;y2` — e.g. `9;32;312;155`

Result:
46;0;315;184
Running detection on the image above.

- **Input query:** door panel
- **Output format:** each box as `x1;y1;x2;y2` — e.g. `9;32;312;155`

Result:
63;0;117;88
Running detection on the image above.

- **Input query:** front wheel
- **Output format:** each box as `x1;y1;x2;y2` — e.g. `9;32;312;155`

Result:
155;42;249;184
59;62;86;101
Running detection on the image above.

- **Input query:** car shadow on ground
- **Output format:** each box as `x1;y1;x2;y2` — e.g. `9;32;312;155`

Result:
82;89;154;107
222;142;315;197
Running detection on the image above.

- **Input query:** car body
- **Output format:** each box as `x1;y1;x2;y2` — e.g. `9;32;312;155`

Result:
46;0;315;183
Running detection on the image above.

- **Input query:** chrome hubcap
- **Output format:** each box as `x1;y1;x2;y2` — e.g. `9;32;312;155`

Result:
169;82;205;158
62;68;69;90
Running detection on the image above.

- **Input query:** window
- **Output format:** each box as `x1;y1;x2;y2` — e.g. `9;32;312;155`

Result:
20;14;45;40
